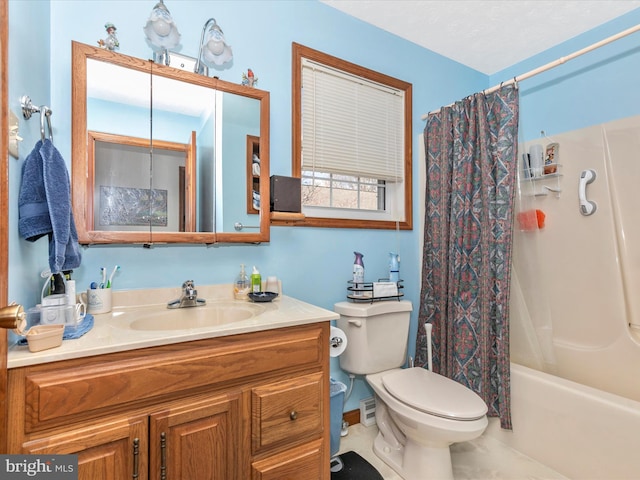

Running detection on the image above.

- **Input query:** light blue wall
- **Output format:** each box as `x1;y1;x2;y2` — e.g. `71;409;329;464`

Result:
8;1;639;412
8;0;51;308
8;0;485;410
490;9;640;141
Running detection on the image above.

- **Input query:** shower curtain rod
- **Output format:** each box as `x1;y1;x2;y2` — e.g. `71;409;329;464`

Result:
422;23;640;119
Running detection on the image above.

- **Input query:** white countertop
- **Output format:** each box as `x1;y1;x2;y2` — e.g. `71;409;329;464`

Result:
8;284;339;369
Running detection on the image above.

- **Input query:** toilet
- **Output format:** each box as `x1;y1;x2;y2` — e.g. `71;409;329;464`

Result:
334;300;488;480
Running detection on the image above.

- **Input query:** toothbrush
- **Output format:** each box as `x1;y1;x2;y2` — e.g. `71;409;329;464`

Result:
100;267;106;288
106;265;120;288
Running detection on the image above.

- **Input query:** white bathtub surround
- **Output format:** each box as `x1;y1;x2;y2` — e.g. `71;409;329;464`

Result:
512;116;640;403
486;363;640;479
506;117;640;479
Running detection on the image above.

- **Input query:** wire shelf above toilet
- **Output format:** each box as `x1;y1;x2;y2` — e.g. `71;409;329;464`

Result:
347;280;404;303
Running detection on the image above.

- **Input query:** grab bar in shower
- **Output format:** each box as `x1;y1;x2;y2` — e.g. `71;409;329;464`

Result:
579;169;597;216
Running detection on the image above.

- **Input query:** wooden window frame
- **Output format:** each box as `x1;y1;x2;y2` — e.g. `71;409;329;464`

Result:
284;43;413;230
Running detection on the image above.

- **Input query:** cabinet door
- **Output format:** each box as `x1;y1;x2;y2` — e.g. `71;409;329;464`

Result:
150;392;242;480
251;438;324;480
22;416;148;480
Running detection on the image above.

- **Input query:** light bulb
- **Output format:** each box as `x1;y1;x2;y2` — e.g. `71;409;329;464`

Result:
144;1;180;50
197;18;233;69
206;39;225;56
152;19;171;37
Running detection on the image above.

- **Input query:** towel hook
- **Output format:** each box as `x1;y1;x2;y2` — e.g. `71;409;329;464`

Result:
20;95;53;143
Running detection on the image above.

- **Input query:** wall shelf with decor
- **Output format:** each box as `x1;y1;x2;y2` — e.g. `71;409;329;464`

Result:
522;141;563;197
346;280;404;303
527;167;563;197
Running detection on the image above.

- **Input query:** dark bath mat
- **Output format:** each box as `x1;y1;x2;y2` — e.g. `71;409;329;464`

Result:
330;451;384;480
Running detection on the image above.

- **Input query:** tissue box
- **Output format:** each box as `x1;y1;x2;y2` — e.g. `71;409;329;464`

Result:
270;175;301;212
373;282;399;298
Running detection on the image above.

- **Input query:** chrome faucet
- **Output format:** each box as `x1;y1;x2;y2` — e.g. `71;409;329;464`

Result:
167;280;206;309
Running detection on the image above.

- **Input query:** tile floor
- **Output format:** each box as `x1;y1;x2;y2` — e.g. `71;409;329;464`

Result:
336;423;568;480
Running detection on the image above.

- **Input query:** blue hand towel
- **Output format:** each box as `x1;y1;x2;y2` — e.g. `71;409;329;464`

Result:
62;314;94;339
18;139;82;273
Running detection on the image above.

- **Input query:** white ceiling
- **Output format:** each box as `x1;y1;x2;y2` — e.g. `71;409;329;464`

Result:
320;0;640;74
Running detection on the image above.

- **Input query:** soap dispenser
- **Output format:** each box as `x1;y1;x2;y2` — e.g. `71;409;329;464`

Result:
251;266;262;293
234;264;250;300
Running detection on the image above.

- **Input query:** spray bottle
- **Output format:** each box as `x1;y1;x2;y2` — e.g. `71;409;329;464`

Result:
389;253;400;283
353;252;365;296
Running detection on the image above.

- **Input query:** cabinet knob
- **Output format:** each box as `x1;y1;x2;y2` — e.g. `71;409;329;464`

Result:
289;410;298;421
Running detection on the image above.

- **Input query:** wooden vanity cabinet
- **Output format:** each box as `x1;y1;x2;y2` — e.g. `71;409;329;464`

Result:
7;323;330;480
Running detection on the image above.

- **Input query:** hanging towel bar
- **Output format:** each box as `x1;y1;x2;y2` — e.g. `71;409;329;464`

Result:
20;95;53;143
234;222;260;231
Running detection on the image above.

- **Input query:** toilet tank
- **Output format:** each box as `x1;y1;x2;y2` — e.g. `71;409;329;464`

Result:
334;300;413;375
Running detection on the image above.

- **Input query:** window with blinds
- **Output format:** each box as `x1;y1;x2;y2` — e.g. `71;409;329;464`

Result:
292;43;413;230
301;59;405;182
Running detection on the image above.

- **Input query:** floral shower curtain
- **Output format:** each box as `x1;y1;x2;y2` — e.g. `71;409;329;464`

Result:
416;84;519;429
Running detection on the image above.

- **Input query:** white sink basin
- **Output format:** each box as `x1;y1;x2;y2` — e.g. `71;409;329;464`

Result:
116;302;266;331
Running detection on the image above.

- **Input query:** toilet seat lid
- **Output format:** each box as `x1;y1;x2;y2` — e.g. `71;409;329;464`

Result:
382;368;488;420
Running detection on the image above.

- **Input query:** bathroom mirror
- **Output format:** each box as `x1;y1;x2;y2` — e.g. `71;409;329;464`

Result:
71;41;270;244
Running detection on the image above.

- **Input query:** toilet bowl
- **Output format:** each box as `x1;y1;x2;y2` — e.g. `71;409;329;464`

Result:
366;367;488;480
334;300;488;480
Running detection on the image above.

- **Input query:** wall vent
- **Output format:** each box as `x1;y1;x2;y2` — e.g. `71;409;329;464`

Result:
360;397;376;427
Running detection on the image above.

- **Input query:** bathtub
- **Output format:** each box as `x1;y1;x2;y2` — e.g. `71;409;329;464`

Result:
485;363;640;479
499;117;640;478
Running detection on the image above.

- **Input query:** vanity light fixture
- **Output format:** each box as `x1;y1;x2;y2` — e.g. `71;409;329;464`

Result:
143;0;181;61
194;18;233;74
144;3;232;76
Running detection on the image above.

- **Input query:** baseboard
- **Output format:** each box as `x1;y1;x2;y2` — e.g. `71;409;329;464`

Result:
343;408;360;426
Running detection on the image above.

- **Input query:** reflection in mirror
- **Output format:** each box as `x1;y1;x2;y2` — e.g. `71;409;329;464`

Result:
213;92;261;232
87;59;206;234
72;41;270;245
88;131;195;233
246;135;261;215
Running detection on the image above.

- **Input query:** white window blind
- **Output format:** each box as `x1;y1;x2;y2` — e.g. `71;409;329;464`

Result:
301;58;405;182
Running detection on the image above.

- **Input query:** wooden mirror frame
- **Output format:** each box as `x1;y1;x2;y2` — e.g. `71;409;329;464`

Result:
71;41;270;245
